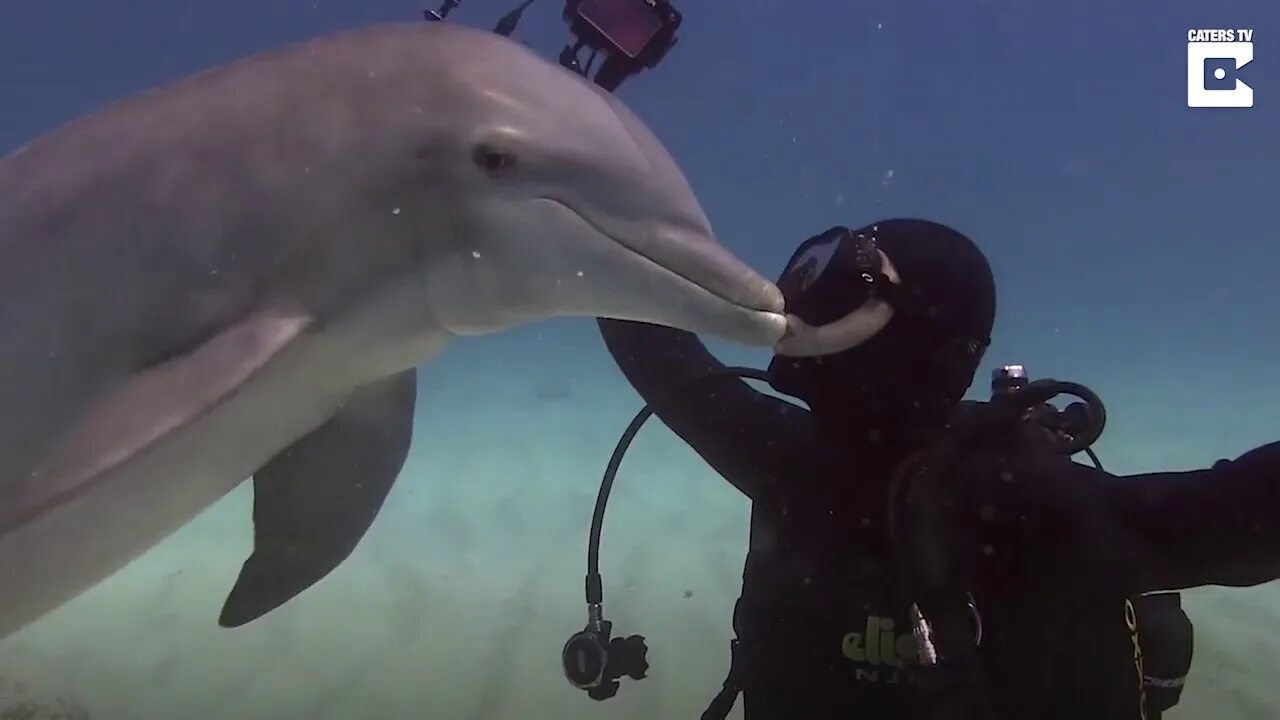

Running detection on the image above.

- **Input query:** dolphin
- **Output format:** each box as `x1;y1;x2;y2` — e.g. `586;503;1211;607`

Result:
0;21;785;639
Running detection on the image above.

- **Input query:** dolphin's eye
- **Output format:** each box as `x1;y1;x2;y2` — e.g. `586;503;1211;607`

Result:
472;145;516;175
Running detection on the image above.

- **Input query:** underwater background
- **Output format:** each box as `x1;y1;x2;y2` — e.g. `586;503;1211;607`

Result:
1;0;1278;717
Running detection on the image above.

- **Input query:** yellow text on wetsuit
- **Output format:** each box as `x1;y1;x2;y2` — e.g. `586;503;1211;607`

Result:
1125;598;1148;720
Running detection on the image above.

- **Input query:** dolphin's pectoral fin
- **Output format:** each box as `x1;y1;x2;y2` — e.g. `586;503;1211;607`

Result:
15;305;313;526
218;368;418;628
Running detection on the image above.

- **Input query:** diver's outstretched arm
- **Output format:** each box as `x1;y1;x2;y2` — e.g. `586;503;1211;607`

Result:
1096;441;1280;593
596;318;818;501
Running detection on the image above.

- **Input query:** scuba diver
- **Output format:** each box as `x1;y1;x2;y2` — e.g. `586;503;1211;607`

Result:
418;2;1275;716
578;219;1280;719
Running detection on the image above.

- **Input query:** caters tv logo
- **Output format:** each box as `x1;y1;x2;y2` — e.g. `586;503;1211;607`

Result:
1187;28;1254;108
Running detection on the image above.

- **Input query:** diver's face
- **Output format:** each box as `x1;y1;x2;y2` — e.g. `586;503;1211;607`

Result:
821;318;985;426
768;243;982;430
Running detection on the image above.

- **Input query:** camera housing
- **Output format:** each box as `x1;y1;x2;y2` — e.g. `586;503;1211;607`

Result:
565;0;681;71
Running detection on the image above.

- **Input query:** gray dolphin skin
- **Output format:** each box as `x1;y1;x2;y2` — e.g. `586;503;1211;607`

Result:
0;21;785;639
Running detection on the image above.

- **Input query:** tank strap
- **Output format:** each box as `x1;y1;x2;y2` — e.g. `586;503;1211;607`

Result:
701;638;743;720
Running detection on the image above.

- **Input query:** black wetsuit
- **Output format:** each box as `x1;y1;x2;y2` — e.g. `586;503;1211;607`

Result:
598;318;1280;720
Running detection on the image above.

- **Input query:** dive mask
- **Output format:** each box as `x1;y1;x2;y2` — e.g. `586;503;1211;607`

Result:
775;226;905;357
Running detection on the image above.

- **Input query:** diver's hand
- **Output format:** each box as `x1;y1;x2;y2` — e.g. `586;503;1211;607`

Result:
773;246;901;357
773;300;895;357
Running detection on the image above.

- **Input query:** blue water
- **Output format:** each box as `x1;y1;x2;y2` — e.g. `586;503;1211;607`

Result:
1;0;1278;718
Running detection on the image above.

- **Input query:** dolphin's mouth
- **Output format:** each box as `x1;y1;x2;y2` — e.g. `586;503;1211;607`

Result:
536;197;783;315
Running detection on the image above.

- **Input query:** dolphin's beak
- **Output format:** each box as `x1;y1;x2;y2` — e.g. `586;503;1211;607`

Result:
649;224;784;314
630;223;787;346
548;194;786;347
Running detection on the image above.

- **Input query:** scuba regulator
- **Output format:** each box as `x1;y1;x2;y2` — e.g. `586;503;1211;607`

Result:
422;0;685;701
561;366;768;701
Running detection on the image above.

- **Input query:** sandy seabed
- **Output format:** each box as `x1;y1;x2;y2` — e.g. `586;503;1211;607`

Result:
1;330;1277;720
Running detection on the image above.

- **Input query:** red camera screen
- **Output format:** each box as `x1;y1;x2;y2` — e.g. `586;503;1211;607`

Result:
577;0;664;59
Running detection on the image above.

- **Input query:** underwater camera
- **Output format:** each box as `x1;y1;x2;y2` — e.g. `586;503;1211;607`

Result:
424;0;682;91
560;0;683;90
